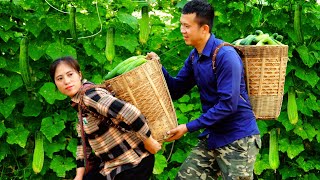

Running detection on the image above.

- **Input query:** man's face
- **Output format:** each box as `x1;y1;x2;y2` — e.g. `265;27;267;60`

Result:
180;13;203;47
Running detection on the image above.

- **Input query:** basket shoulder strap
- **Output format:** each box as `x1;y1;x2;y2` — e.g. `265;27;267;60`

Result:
212;42;243;71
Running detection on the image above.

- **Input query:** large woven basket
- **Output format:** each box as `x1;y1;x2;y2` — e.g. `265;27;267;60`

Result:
104;60;177;142
235;45;288;120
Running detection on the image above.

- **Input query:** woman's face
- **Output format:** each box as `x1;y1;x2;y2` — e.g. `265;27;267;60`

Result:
54;62;82;97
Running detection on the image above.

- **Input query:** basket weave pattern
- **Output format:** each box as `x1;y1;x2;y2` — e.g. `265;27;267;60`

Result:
236;45;288;119
104;60;177;142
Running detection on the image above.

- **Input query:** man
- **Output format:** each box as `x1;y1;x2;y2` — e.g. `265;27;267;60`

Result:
148;0;261;179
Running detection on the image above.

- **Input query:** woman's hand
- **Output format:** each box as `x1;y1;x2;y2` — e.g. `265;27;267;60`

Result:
143;136;162;154
74;167;85;180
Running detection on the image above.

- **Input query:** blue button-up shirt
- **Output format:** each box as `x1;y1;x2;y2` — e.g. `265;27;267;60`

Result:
162;34;260;149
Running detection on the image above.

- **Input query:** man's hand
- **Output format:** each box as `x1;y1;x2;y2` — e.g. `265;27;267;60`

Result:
143;136;162;154
165;124;188;142
146;52;160;61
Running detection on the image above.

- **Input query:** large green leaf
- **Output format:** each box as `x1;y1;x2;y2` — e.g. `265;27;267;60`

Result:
44;138;66;159
153;153;167;175
76;13;101;33
287;139;304;159
45;14;69;32
115;32;139;53
22;99;42;117
40;114;66;142
116;12;138;30
66;138;77;158
49;155;76;177
28;40;49;61
0;57;7;69
4;74;23;95
295;67;320;87
0;96;16;119
254;151;270;175
46;41;77;60
296;45;317;68
39;82;67;104
170;148;188;163
6;124;30;148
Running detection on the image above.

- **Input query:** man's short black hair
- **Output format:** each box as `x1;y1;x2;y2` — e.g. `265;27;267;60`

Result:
182;0;215;32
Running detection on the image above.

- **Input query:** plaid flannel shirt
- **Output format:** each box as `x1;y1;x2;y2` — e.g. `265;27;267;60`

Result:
71;81;151;178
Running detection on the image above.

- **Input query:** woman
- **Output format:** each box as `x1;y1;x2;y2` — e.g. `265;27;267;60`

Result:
49;56;161;180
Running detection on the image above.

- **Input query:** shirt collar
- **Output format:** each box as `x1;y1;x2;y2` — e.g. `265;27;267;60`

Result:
200;33;216;58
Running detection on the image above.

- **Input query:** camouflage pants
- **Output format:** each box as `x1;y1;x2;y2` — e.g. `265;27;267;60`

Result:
176;135;261;180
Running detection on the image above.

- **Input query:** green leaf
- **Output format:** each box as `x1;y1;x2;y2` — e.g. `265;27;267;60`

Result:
0;143;10;163
0;121;6;138
28;40;49;61
0;56;7;69
6;124;30;148
177;103;194;113
115;32;139;53
279;166;299;179
82;41;106;64
76;13;101;33
45;15;69;31
5;74;23;95
0;29;14;42
287;139;304;159
295;67;320;88
294;125;308;140
177;112;188;124
44;138;66;159
22;99;42;117
116;12;138;30
49;155;76;177
277;111;295;132
257;120;269;137
178;94;190;103
39;82;67;104
305;93;319;111
0;18;15;31
296;156;316;172
296;95;313;117
296;45;317;68
254;151;270;175
303;123;317;141
170;148;188;163
46;41;77;60
153;153;167;174
25;18;46;37
66;138;78;158
0;96;16;119
40;115;66;142
279;137;290;153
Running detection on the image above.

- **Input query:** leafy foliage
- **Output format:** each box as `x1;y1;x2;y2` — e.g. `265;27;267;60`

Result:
0;0;319;179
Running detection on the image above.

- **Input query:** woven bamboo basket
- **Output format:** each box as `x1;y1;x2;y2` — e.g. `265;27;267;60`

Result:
235;45;288;120
104;60;177;142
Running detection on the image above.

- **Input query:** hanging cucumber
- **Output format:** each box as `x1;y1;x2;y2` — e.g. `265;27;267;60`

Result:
287;86;298;125
139;6;150;45
105;27;115;63
69;6;77;40
32;132;44;174
19;37;32;91
269;128;280;171
294;3;304;45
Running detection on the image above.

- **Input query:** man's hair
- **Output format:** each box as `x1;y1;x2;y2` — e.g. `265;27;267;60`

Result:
182;0;215;32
